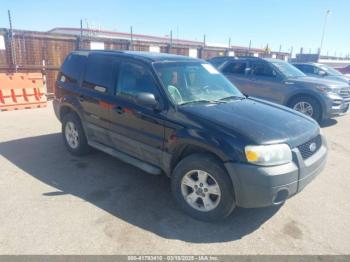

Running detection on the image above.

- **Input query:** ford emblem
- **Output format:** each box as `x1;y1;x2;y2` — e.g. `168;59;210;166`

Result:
309;142;317;152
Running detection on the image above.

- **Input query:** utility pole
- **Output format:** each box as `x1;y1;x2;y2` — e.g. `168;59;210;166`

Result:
8;10;17;71
203;34;206;47
248;40;251;55
79;19;83;49
170;30;173;48
130;26;133;51
319;10;331;56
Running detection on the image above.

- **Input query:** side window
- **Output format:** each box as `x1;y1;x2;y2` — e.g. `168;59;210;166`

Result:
294;64;305;72
60;54;87;84
222;62;246;74
300;65;314;74
312;66;320;75
251;62;275;77
117;62;159;98
82;54;116;93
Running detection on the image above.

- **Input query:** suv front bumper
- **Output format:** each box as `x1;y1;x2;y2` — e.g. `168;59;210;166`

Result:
224;136;327;208
323;92;350;119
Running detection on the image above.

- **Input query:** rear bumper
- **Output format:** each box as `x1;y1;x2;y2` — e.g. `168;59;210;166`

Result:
225;136;327;208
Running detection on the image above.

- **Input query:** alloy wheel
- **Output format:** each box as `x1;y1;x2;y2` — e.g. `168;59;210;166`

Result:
65;121;79;149
293;101;314;117
181;170;221;212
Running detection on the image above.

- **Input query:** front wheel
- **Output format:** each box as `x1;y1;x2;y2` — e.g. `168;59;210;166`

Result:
171;154;236;222
289;96;322;122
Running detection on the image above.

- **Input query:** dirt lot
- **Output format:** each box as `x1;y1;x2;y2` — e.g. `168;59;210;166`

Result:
0;102;349;255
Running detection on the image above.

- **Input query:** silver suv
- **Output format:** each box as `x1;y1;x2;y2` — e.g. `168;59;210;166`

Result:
212;57;350;122
293;62;350;85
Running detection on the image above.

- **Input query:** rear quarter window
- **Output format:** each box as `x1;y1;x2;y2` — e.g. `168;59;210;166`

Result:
60;54;87;84
82;54;116;92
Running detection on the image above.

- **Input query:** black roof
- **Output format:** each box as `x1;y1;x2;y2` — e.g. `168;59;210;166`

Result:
72;50;201;63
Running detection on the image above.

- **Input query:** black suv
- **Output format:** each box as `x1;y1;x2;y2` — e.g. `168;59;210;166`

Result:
209;56;350;122
54;50;327;221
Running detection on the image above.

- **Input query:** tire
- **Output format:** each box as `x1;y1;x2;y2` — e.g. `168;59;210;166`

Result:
62;112;90;156
171;153;236;222
289;96;322;122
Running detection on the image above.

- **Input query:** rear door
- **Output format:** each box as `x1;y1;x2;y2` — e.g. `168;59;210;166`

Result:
246;61;285;104
79;53;117;145
108;59;166;166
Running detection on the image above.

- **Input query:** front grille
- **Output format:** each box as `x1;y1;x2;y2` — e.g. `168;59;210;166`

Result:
298;135;322;159
339;87;350;100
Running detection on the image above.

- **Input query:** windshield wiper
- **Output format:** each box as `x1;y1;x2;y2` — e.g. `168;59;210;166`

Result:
218;95;245;102
179;99;223;106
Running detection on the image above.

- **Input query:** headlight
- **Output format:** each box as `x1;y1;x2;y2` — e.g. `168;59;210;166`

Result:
245;144;292;166
316;86;340;96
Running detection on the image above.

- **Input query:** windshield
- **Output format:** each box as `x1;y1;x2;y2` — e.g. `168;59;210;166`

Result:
271;61;306;78
319;64;343;76
153;62;244;105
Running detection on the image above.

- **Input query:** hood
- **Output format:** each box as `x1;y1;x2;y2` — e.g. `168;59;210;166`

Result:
288;76;348;88
325;75;350;85
180;98;319;148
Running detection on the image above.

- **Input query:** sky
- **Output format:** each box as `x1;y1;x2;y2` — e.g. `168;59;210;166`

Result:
0;0;349;56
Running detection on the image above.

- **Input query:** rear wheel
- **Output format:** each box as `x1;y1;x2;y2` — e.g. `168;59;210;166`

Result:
171;154;236;222
289;96;322;122
62;113;90;155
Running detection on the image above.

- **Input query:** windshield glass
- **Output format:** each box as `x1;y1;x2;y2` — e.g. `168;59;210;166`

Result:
319;64;343;76
153;62;244;105
271;61;306;78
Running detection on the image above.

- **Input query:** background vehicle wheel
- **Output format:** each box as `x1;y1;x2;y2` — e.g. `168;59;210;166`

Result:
171;153;236;222
62;113;90;156
289;96;321;122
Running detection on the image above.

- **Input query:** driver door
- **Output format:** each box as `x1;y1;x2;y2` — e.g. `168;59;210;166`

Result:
108;59;166;166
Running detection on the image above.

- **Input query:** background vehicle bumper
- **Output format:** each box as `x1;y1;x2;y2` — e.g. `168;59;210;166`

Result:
322;93;350;119
224;136;328;208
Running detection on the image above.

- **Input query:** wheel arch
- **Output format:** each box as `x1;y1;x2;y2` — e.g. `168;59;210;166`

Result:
168;143;228;177
59;103;83;122
286;92;324;118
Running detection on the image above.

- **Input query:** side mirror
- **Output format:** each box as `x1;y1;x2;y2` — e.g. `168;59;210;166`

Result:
135;92;159;110
318;70;326;76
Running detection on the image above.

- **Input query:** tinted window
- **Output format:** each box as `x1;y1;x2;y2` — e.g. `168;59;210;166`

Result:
293;64;305;71
83;54;116;92
208;57;229;67
250;62;275;77
117;62;159;98
222;62;246;74
297;64;315;74
60;54;87;84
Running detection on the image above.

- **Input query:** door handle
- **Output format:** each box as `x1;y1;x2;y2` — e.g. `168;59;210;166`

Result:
115;106;123;114
79;95;85;102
